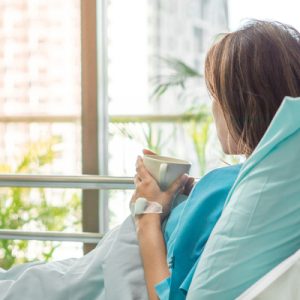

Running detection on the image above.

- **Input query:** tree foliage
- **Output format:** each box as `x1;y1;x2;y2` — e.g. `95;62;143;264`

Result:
0;136;81;269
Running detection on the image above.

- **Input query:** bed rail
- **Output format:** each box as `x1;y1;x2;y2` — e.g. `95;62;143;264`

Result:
0;175;134;243
0;174;134;189
0;230;103;243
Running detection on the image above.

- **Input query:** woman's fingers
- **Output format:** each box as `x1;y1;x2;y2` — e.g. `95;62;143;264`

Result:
134;174;141;186
167;174;189;196
183;177;195;195
135;156;151;180
142;149;157;156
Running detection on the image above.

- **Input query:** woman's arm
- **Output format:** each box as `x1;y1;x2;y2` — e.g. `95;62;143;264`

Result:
135;214;169;300
131;156;188;300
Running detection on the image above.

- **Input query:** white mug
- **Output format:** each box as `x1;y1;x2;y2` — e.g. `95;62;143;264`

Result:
143;154;191;191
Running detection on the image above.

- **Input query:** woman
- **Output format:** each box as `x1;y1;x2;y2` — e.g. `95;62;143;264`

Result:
132;20;300;300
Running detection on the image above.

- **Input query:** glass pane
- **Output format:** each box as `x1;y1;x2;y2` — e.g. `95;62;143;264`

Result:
228;0;300;31
106;0;229;229
0;0;81;268
0;0;81;116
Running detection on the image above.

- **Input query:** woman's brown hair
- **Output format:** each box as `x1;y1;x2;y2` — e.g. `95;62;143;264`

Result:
205;20;300;155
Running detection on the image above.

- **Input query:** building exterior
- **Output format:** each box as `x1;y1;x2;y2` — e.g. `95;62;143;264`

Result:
148;0;228;112
149;0;228;71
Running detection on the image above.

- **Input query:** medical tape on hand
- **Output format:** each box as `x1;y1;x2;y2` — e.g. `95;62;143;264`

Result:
130;197;163;217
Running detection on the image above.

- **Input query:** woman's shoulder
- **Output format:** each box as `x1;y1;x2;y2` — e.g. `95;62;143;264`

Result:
192;163;242;194
204;163;242;178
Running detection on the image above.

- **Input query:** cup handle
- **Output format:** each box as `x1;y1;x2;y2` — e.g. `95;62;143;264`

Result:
159;163;168;190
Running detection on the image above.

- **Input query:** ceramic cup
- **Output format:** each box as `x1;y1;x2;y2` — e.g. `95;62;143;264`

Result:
143;154;191;191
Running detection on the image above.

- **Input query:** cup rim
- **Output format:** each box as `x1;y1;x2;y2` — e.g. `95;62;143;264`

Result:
143;154;191;165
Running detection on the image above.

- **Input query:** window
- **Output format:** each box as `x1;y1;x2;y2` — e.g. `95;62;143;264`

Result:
0;0;230;268
0;0;82;267
105;0;229;229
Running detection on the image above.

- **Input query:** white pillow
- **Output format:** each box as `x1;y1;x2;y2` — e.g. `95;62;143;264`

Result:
237;249;300;300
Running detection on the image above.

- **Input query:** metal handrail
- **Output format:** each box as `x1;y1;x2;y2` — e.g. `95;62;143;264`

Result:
0;230;102;243
0;113;206;123
0;174;134;243
0;174;135;189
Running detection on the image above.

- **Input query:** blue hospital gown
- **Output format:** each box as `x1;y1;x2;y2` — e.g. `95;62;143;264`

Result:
156;164;241;300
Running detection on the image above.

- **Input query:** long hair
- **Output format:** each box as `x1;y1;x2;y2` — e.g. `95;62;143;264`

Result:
205;20;300;155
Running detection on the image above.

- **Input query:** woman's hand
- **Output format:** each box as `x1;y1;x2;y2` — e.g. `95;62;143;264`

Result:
131;155;188;223
131;151;189;300
142;149;196;196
